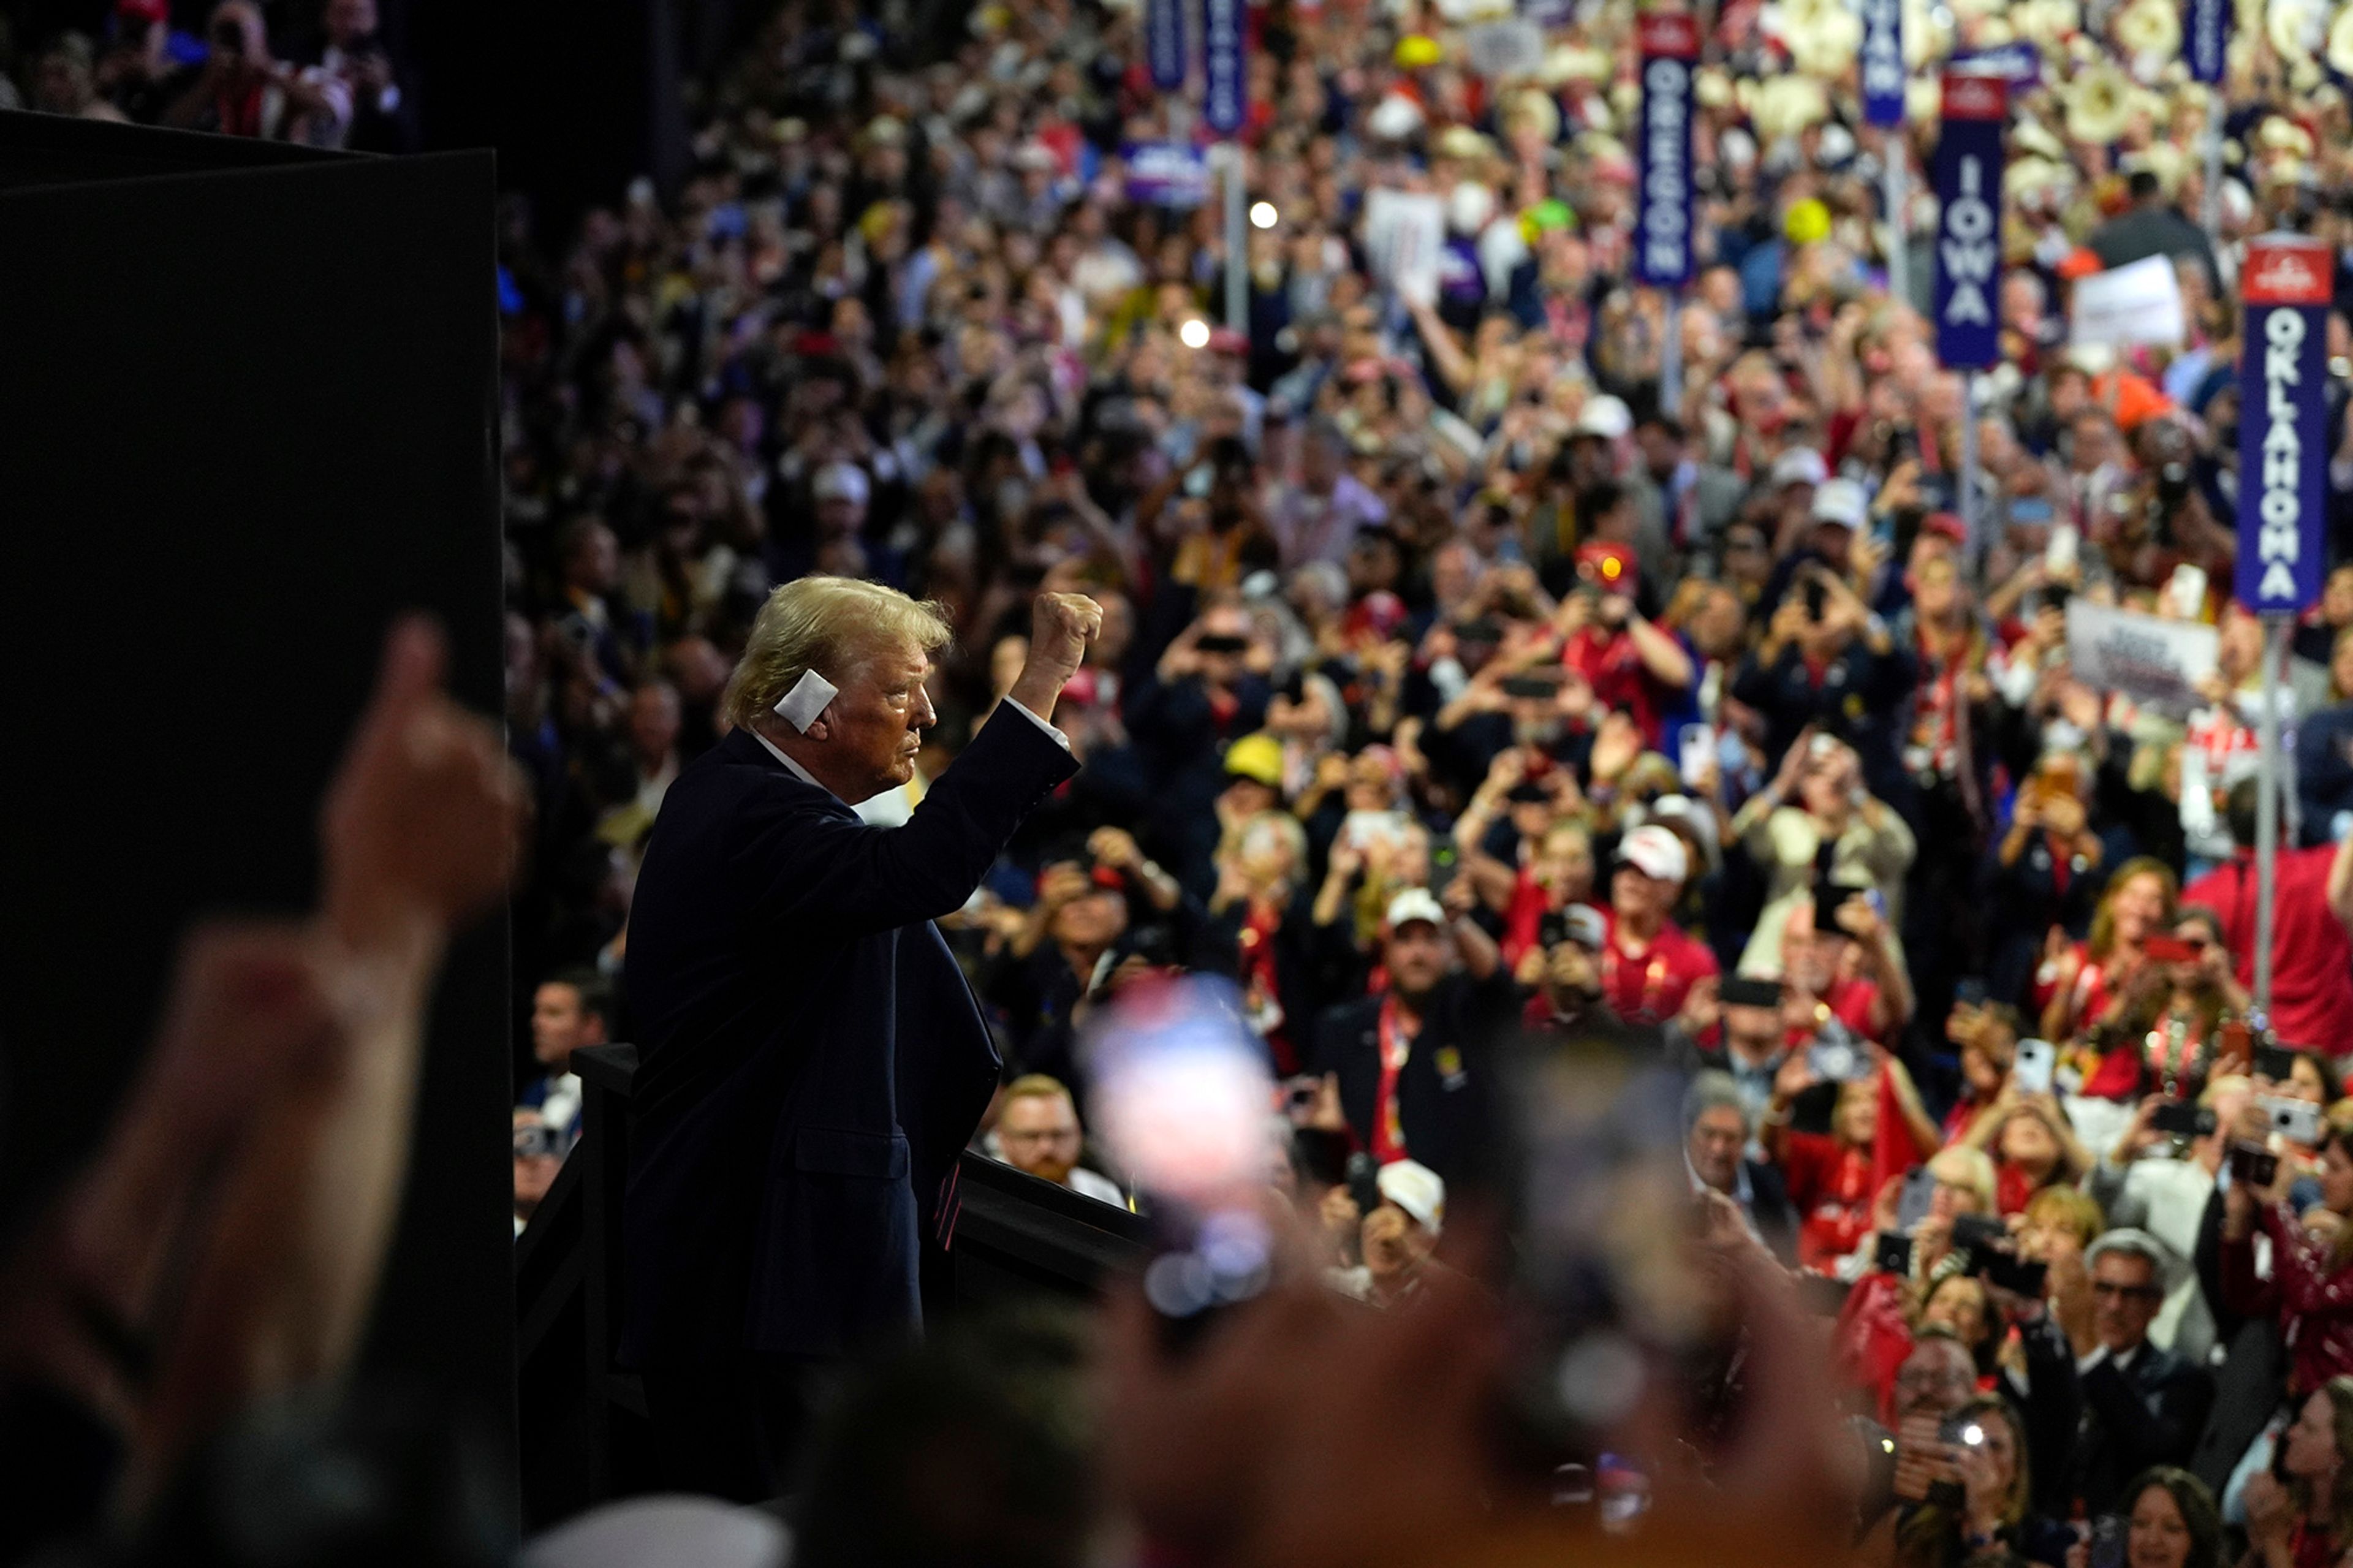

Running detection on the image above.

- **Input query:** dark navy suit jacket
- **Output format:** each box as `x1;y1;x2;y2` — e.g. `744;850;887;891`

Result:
620;710;1078;1369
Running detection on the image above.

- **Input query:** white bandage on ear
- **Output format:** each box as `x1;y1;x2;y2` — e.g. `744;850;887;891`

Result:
773;669;838;732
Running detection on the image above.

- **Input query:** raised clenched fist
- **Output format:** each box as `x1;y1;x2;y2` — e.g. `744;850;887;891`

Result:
1008;592;1106;722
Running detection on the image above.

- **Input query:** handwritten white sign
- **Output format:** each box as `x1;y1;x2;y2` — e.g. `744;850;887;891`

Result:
2064;598;2218;713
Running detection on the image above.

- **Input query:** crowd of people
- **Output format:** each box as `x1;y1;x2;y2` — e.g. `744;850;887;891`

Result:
464;0;2353;1551
42;0;2353;1558
4;0;414;149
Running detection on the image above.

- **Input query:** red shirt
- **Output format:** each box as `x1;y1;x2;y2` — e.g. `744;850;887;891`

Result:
2184;848;2353;1056
1782;977;1887;1047
1599;914;1719;1026
1779;1129;1874;1271
1499;865;1555;971
1993;1161;2044;1217
2224;1199;2353;1398
1561;626;1677;748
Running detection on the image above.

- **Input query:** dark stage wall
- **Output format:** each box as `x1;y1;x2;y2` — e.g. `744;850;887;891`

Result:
0;121;513;1491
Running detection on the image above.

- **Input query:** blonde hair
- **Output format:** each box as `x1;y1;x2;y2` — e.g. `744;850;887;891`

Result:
2089;857;2180;961
1927;1146;1998;1213
722;576;953;730
2023;1184;2105;1250
2199;1072;2253;1110
1003;1073;1077;1106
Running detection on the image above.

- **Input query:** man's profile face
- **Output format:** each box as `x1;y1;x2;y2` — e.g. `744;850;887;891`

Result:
1688;1106;1746;1194
2092;1252;2162;1353
530;982;604;1068
999;1091;1083;1186
829;635;936;801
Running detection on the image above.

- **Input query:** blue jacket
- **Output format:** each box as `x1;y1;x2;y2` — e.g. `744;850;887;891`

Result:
620;712;1078;1368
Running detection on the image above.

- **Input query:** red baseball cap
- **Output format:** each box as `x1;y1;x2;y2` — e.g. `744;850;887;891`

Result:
1575;541;1638;593
1344;589;1409;640
1922;512;1968;545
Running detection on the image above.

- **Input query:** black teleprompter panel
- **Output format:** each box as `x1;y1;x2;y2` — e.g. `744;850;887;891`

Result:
0;120;512;1502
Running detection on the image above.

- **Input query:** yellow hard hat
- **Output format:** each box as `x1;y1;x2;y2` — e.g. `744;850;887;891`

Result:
1224;733;1286;789
1784;197;1832;246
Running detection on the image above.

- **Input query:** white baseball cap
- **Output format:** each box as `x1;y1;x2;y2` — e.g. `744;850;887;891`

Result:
1385;887;1448;930
1770;447;1828;488
1555;902;1609;950
1376;1159;1447;1233
1811;476;1869;531
1572;394;1634;441
1616;824;1689;885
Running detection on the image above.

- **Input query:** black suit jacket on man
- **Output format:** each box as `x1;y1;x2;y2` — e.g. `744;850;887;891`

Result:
620;712;1078;1369
1738;1159;1802;1267
2067;1343;2216;1517
1311;972;1517;1186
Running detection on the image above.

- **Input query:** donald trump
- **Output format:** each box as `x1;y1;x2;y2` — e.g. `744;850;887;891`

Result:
622;576;1100;1499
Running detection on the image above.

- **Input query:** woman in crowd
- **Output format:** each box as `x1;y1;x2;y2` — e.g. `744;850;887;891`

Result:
1942;1001;2023;1144
1196;809;1324;1073
2241;1380;2353;1568
1838;1146;2001;1416
2064;1468;2221;1568
1918;1273;1998;1383
1953;1091;2092;1217
2017;1185;2105;1360
1452;748;1595;970
2080;906;2252;1103
1893;1394;2071;1568
2043;857;2180;1080
1729;727;1916;979
2221;1127;2353;1401
1989;752;2107;1009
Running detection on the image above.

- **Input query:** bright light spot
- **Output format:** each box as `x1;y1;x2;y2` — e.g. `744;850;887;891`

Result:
1179;318;1211;349
1249;200;1278;229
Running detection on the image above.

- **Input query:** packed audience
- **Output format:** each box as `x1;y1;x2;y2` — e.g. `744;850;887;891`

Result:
465;0;2353;1554
42;0;2353;1558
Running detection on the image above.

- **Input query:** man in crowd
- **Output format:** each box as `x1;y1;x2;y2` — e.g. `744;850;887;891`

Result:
518;967;612;1140
1685;1070;1798;1263
1312;885;1507;1186
990;1074;1125;1206
2089;1076;2253;1366
1328;1159;1446;1309
2064;1229;2216;1517
2182;778;2353;1053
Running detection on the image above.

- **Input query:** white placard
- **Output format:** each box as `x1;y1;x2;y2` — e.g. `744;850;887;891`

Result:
2068;254;2187;348
2064;598;2217;713
1363;188;1448;307
1465;18;1545;78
